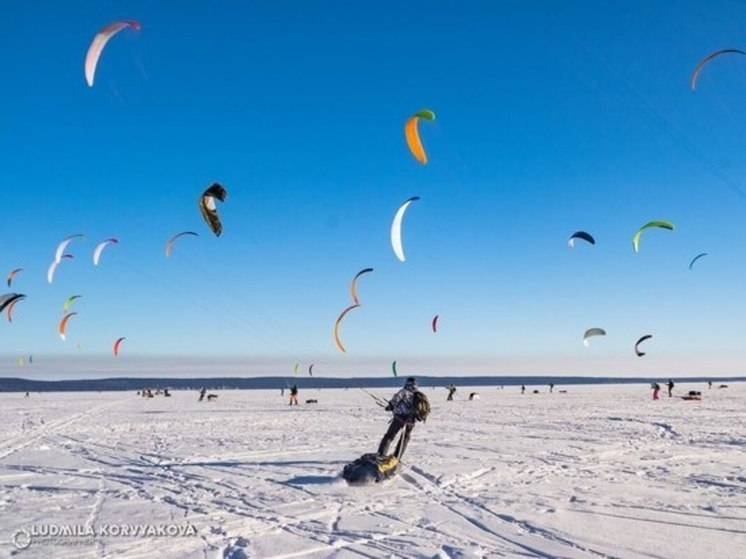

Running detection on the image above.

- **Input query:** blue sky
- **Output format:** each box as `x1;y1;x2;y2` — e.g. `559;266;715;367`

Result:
2;1;746;378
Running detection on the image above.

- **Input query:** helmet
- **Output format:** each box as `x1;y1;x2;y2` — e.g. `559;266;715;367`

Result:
405;377;417;387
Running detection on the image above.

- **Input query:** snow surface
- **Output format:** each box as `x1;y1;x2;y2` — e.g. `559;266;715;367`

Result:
0;383;744;558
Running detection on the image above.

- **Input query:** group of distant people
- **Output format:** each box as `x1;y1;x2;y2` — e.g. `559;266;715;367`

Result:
138;388;170;398
651;379;675;400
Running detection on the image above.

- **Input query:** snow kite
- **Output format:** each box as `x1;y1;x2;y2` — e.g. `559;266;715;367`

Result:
3;294;26;322
5;297;25;322
59;312;77;341
47;254;75;284
85;20;141;87
634;334;653;357
391;196;420;262
333;304;360;353
62;295;83;313
308;364;315;377
93;238;118;266
432;315;439;333
391;360;398;377
632;220;674;253
165;231;199;257
54;234;85;263
405;109;435;164
113;337;126;356
350;268;373;305
690;49;746;91
199;183;227;236
294;362;299;376
689;253;708;270
583;327;606;347
6;268;23;287
568;231;595;248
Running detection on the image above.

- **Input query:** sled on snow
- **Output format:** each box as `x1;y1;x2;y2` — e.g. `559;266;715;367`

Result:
342;453;399;485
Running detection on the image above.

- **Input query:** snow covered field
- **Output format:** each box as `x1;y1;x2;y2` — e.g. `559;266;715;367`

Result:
0;383;744;559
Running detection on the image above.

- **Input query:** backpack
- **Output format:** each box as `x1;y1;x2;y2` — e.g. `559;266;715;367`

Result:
411;390;431;422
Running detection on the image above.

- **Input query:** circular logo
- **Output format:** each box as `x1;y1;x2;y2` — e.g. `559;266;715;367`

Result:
11;528;31;550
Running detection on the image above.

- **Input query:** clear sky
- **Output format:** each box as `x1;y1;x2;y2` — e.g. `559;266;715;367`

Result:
2;1;746;379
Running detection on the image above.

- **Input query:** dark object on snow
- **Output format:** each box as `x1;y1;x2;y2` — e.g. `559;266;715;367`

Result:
682;391;702;401
207;394;218;401
446;384;456;401
468;392;479;401
718;384;729;389
532;390;540;394
559;390;568;394
306;399;318;404
343;453;399;485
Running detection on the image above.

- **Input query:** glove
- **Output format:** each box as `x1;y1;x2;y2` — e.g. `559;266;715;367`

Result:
385;403;392;411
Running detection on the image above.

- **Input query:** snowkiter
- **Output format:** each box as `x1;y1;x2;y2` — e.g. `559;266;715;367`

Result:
289;384;299;406
652;382;660;400
667;379;674;398
378;377;429;460
446;384;456;401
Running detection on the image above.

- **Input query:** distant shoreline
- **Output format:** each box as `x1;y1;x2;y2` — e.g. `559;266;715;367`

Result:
1;375;742;393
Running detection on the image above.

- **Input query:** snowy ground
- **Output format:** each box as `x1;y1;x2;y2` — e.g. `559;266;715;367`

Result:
0;383;744;559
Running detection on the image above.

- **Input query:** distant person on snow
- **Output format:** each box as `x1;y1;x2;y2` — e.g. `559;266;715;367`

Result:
378;377;429;460
446;384;457;401
549;383;554;393
667;379;674;398
289;384;299;406
651;382;660;400
521;385;526;395
198;388;206;402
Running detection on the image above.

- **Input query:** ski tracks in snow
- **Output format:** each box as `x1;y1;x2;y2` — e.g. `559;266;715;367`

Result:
399;464;616;559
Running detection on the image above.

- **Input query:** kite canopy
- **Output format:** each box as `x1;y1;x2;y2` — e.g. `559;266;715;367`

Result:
1;293;26;316
55;234;85;263
689;253;708;270
6;268;23;287
85;20;141;87
391;196;420;262
5;296;25;322
333;304;360;353
432;315;439;333
634;334;653;357
391;360;398;377
47;254;74;284
405;109;435;164
63;295;83;314
690;49;746;90
114;337;126;356
568;231;595;248
59;312;78;341
308;364;315;377
632;220;674;253
165;231;199;257
350;268;373;305
199;183;227;236
93;238;118;266
583;327;606;347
